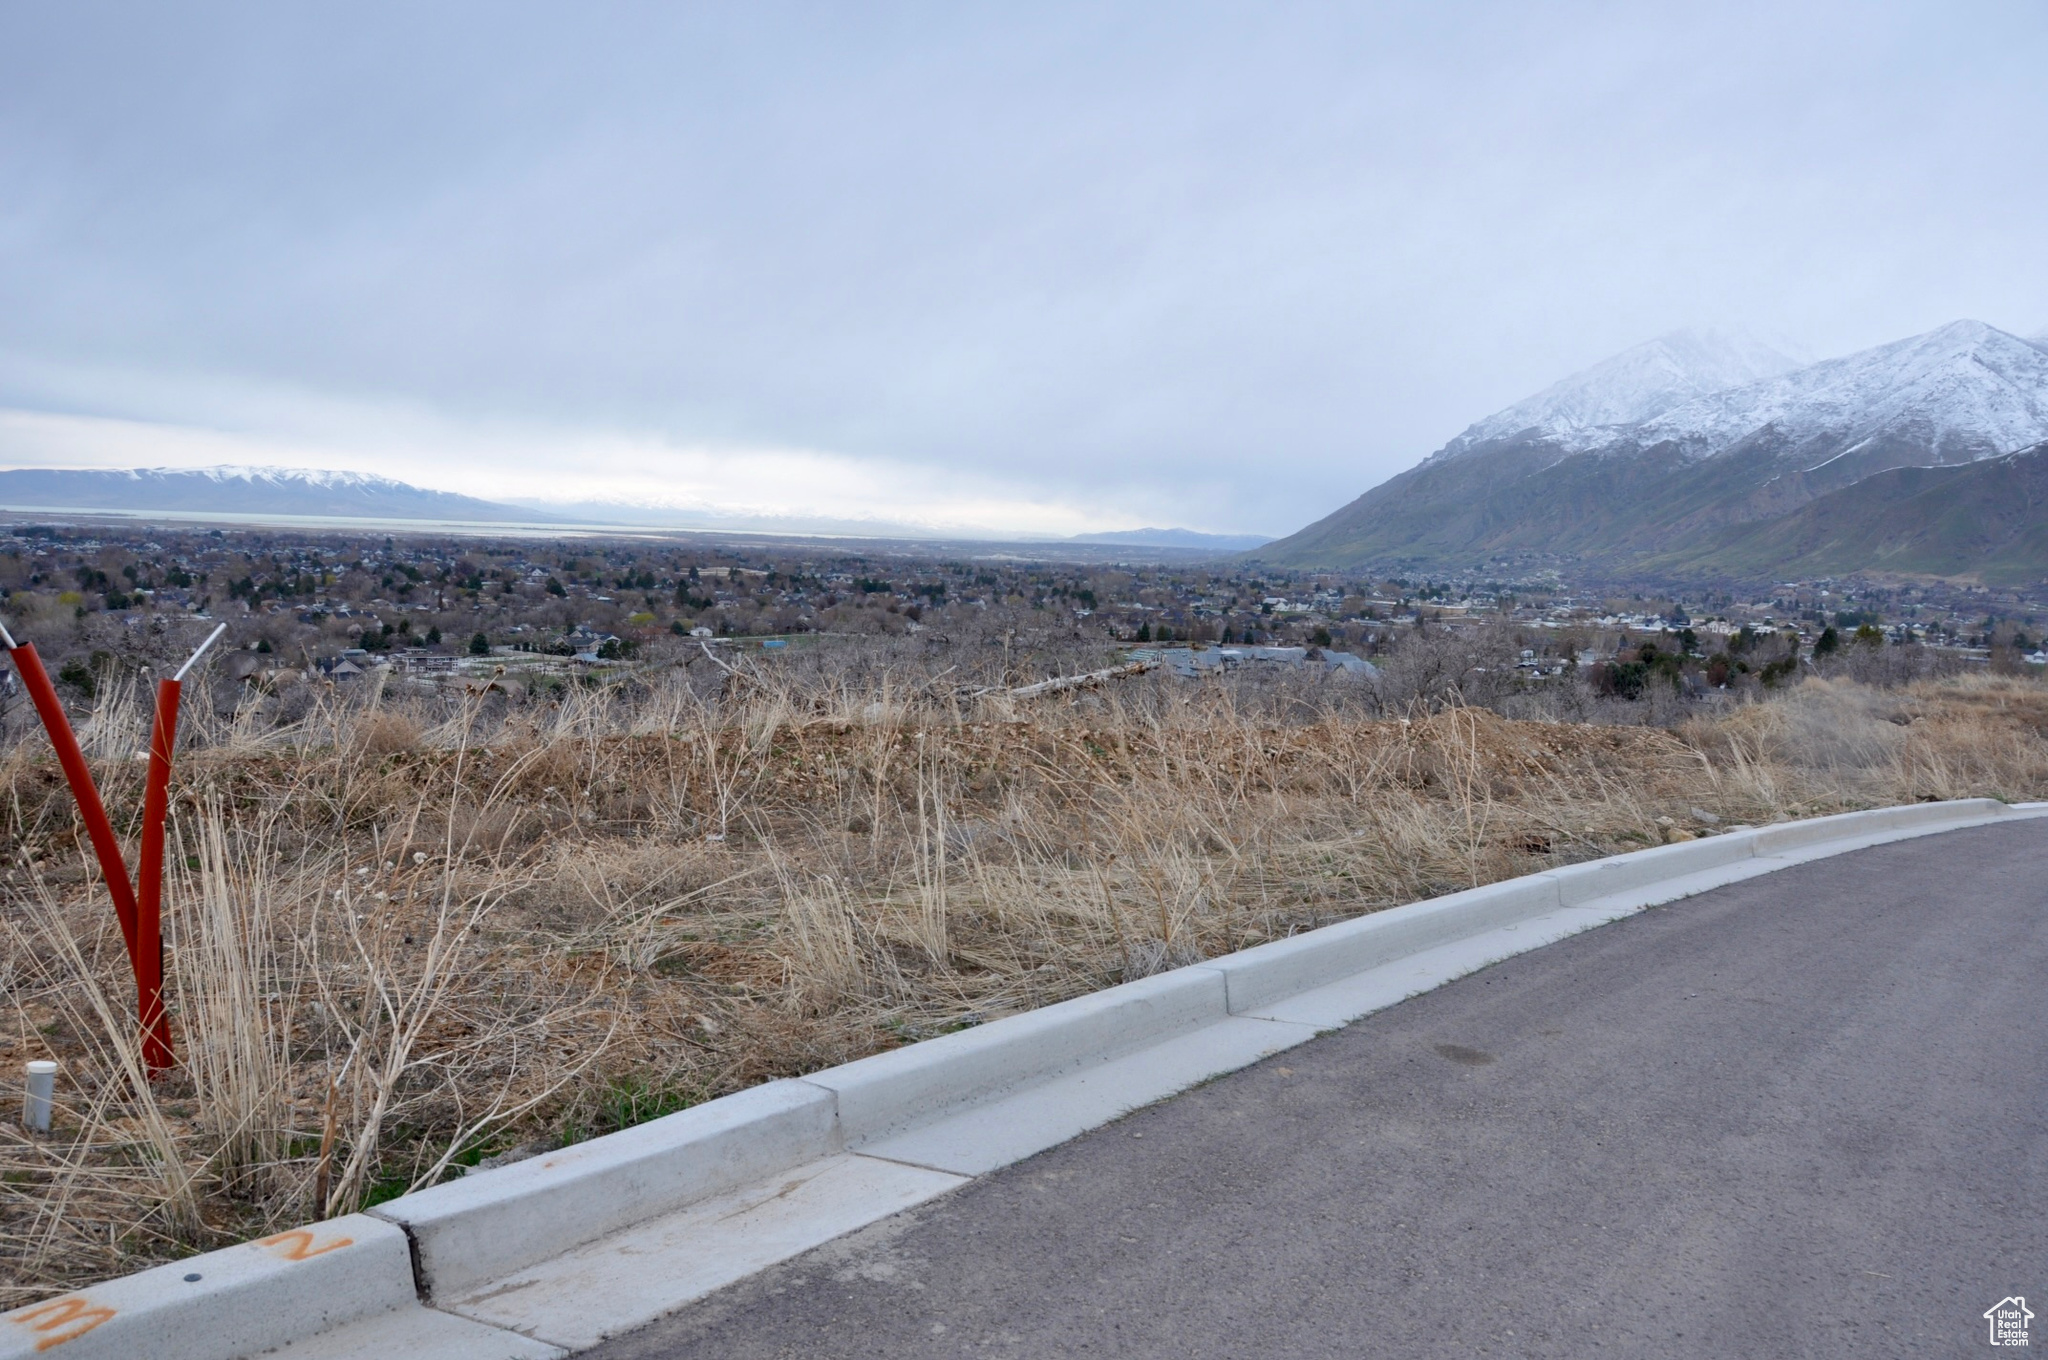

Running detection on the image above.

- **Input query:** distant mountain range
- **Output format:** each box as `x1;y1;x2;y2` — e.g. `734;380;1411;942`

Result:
1255;320;2048;583
511;500;1264;549
0;464;1261;553
1070;527;1272;550
0;465;564;523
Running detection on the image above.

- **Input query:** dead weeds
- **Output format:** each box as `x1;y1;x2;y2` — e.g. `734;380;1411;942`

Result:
1;666;2044;1298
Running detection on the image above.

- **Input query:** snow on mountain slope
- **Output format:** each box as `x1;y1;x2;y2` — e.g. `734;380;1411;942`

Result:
191;465;391;487
1255;319;2048;573
1630;320;2048;464
141;465;415;492
0;464;562;522
1436;328;1801;458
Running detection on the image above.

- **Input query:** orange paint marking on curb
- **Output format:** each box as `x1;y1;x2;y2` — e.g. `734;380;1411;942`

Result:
256;1228;355;1261
6;1296;117;1351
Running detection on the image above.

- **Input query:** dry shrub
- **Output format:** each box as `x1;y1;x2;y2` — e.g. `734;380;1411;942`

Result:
351;708;424;757
3;657;2046;1299
1682;674;2048;810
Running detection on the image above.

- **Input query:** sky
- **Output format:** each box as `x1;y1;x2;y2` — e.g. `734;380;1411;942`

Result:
2;1;2046;539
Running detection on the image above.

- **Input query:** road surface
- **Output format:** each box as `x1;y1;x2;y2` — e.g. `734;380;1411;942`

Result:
589;818;2048;1358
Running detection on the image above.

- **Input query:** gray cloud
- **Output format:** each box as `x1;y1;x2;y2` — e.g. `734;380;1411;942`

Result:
2;1;2044;534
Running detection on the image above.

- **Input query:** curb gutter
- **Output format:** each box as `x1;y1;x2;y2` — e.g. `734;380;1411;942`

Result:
5;798;2038;1357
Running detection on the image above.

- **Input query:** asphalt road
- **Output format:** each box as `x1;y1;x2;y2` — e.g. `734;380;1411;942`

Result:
591;819;2048;1359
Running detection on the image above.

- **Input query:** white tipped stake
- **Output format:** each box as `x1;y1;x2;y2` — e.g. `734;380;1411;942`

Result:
0;618;17;651
24;1060;55;1134
174;623;229;682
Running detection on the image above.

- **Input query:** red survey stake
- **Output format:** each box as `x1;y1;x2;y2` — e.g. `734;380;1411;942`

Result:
1;619;225;1075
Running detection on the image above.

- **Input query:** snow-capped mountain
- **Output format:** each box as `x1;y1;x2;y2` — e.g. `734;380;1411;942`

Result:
180;465;415;492
0;464;565;523
1437;328;1801;458
1256;320;2048;580
1626;320;2048;469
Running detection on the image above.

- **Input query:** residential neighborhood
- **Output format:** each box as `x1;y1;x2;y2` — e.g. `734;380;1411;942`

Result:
1;521;2042;713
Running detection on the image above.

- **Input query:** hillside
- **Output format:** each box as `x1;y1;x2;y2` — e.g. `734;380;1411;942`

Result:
1255;321;2048;580
1650;440;2048;584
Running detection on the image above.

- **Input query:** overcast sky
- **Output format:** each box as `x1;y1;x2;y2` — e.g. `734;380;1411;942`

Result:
2;1;2045;538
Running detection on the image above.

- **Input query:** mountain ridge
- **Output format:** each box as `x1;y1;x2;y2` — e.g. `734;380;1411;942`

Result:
0;466;1256;552
1434;328;1800;461
1253;320;2048;581
0;465;569;523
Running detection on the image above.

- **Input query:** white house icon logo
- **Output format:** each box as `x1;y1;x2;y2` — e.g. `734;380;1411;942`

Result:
1984;1297;2033;1347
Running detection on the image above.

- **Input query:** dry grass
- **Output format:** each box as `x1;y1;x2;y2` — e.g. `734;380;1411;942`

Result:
3;661;2046;1299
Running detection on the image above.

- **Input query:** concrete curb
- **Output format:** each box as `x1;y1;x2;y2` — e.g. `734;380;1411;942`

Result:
0;1216;416;1360
1213;874;1565;1016
380;1079;837;1301
802;965;1230;1146
4;798;2036;1358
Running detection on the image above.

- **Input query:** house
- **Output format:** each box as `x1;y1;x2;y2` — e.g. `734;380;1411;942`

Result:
1231;645;1302;664
396;651;457;676
1318;650;1379;677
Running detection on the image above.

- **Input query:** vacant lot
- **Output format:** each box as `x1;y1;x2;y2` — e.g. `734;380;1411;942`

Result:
3;660;2045;1299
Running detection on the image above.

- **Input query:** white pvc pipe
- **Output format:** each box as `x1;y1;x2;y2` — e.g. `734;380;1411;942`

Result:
175;622;229;681
24;1060;55;1134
